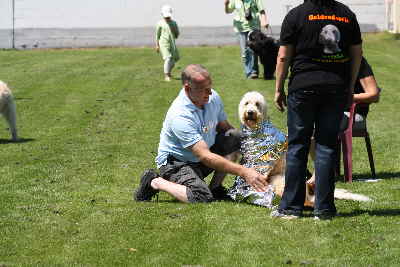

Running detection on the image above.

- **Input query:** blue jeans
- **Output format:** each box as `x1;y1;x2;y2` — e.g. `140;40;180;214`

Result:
237;31;259;78
279;87;346;216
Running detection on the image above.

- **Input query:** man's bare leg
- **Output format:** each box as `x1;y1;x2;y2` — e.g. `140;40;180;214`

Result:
151;178;189;203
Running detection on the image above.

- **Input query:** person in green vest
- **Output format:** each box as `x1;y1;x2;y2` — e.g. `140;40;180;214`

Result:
156;5;180;82
224;0;269;79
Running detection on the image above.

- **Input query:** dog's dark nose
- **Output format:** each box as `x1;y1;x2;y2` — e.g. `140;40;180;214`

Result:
247;111;254;116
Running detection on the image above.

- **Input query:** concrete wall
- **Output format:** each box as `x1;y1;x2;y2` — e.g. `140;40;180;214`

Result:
0;0;13;48
387;0;400;33
0;0;387;49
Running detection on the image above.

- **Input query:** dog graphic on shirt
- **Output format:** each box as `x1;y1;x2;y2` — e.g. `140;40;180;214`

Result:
319;24;342;54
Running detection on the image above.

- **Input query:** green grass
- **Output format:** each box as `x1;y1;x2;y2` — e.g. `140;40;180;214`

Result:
0;32;399;266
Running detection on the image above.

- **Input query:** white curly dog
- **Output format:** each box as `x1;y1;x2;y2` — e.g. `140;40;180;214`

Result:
0;80;18;141
238;91;371;206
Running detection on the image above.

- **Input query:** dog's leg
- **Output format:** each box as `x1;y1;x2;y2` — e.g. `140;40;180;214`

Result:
267;157;286;196
269;174;285;197
307;137;316;184
3;97;18;141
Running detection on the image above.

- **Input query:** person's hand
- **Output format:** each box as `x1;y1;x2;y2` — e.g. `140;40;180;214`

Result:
225;128;245;139
261;22;269;29
224;0;230;5
274;89;287;112
242;168;268;192
155;46;160;53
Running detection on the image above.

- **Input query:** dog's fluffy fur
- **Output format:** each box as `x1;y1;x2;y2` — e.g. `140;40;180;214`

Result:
247;30;279;80
0;81;18;141
239;91;371;206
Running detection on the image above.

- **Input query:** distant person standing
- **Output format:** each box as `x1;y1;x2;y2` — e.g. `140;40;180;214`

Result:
156;5;180;82
224;0;269;79
273;0;363;220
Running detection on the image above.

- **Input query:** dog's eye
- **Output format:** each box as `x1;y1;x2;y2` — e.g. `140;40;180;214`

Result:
245;101;249;105
256;102;260;107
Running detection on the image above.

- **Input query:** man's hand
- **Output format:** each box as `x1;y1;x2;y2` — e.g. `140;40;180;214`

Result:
224;0;230;5
274;89;287;112
155;45;160;53
242;168;268;192
224;128;245;139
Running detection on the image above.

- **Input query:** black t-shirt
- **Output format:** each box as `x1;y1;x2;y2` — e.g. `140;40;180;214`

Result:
280;1;362;92
353;57;374;116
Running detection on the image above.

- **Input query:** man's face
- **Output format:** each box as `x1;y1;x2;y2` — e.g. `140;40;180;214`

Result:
186;77;212;108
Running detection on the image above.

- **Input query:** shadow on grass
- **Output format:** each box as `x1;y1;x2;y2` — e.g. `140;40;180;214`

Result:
336;172;400;181
0;138;35;144
373;172;400;180
14;97;34;101
339;208;400;218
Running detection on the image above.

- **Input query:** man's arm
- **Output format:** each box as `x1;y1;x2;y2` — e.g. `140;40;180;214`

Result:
216;120;234;133
190;140;268;191
274;45;294;112
259;10;269;29
347;44;363;106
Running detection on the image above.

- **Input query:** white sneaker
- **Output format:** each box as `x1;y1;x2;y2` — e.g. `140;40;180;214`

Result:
270;210;299;220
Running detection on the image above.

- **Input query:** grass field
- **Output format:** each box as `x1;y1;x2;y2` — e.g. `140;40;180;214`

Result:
0;32;399;266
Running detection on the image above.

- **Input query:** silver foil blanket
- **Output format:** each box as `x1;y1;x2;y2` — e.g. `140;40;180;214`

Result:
228;120;288;207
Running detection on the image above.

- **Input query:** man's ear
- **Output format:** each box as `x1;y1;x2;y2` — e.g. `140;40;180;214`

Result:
183;83;190;92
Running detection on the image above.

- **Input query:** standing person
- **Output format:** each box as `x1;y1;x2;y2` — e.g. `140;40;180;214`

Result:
224;0;269;79
134;64;268;203
273;0;363;220
156;5;180;82
307;56;381;185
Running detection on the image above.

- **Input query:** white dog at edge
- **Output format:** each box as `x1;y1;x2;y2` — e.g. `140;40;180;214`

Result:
238;91;371;206
0;80;18;141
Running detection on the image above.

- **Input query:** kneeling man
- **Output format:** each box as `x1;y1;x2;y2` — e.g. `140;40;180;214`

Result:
135;64;268;203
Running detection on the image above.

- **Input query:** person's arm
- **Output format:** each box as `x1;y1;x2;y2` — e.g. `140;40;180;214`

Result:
224;0;234;14
274;45;294;112
190;140;268;191
347;44;363;106
354;75;380;103
216;120;234;133
259;10;269;29
155;24;161;52
171;21;179;39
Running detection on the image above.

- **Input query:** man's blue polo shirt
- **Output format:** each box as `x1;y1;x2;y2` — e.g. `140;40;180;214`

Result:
155;88;227;168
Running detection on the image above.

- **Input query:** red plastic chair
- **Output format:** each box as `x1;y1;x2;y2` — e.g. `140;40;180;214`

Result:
336;102;376;182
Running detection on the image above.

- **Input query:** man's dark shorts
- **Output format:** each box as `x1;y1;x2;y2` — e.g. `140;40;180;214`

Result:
158;131;241;203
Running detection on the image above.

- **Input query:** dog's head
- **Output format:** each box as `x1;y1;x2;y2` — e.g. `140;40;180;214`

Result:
247;30;268;54
247;30;279;56
239;91;268;129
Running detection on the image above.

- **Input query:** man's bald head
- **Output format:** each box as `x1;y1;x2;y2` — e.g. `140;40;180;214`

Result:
181;64;211;87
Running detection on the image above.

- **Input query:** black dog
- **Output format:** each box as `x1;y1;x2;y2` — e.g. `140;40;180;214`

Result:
247;30;279;80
